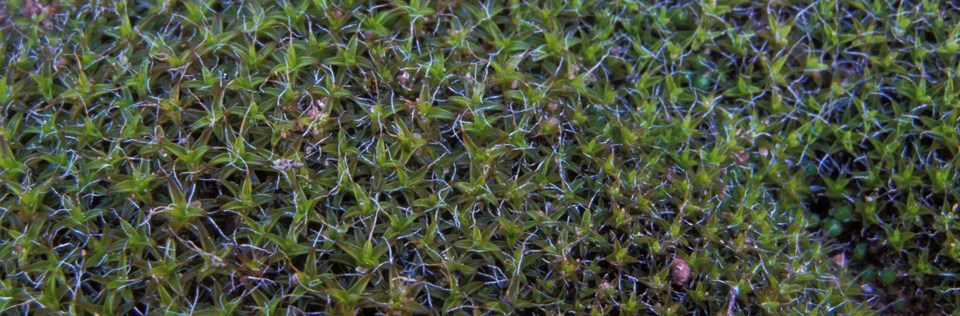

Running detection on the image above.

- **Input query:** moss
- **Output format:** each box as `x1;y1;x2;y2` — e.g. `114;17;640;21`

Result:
0;0;957;314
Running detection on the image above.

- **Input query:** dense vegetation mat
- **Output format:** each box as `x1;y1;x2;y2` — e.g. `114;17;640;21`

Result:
1;0;959;314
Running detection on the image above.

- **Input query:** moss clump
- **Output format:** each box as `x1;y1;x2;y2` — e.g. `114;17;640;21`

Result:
0;0;958;314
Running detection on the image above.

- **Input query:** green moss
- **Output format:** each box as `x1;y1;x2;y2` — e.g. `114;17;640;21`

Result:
854;243;868;261
861;267;877;282
832;206;852;222
880;268;898;285
824;218;844;238
0;0;957;314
